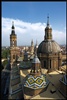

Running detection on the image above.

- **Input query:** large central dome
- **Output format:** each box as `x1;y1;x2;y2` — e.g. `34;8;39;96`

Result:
37;40;61;54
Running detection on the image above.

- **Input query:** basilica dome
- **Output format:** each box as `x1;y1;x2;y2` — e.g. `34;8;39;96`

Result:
37;40;61;54
37;16;62;72
37;16;61;54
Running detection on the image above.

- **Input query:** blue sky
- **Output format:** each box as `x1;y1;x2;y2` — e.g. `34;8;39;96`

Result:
2;2;66;46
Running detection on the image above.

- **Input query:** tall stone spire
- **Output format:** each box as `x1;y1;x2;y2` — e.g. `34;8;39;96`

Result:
11;21;15;35
34;40;38;55
12;21;15;29
10;21;17;47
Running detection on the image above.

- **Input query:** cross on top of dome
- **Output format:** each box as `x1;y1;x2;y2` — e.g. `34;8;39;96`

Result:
47;14;50;27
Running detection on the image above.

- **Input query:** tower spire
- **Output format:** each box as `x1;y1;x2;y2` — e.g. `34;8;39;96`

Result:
12;21;15;29
47;14;49;27
12;21;14;26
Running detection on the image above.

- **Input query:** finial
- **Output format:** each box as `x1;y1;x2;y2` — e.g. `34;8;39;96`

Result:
36;39;37;45
12;21;15;29
12;21;14;26
47;14;49;26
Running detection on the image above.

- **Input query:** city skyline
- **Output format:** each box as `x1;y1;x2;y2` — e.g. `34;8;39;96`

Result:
2;2;66;46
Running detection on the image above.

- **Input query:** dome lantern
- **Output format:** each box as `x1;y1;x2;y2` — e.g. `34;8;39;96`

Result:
44;16;52;40
12;21;15;30
47;15;50;27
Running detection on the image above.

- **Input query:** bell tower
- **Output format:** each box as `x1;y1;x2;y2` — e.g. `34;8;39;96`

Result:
10;21;17;47
30;39;34;55
10;21;20;63
44;16;52;40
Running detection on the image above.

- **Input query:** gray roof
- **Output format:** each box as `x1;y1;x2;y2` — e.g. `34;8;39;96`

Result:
32;55;40;63
60;75;67;85
37;40;61;53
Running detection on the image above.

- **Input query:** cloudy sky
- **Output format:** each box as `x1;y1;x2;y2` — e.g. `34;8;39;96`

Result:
2;2;66;46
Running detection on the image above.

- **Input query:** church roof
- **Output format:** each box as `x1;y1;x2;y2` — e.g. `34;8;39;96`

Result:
32;55;40;63
24;74;49;89
24;54;49;90
37;40;61;54
60;74;67;85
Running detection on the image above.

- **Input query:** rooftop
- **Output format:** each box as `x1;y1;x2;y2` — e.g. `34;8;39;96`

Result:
20;68;66;99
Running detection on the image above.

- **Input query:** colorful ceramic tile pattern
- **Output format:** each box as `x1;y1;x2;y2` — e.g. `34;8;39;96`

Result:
24;74;49;89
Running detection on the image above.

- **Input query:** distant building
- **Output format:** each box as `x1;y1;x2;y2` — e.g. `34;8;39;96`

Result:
37;16;62;72
34;40;38;54
30;39;34;55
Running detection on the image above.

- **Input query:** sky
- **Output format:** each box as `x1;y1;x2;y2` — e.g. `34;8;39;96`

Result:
2;2;66;46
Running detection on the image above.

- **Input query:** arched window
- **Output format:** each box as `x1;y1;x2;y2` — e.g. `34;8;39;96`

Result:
13;55;15;59
50;60;51;68
44;60;47;69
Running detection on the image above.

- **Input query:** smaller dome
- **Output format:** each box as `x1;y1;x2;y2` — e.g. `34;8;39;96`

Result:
32;55;40;63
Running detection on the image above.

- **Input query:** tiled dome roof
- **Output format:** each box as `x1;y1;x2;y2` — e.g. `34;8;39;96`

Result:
37;40;61;53
24;74;49;89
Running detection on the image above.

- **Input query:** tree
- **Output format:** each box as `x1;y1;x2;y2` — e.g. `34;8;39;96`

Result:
1;48;10;59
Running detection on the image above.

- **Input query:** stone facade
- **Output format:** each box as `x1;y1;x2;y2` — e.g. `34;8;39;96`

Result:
24;85;48;96
38;52;62;72
10;47;20;63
